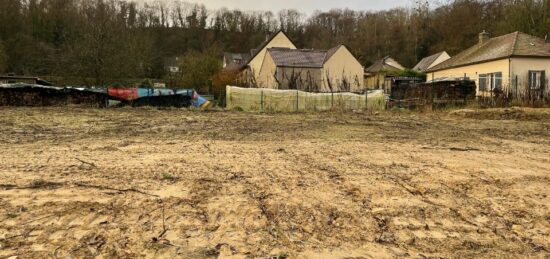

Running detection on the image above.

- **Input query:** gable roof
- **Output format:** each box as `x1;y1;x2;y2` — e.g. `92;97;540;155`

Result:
428;31;550;72
365;56;405;73
247;30;297;65
324;45;342;63
413;51;448;72
266;45;355;69
268;48;327;68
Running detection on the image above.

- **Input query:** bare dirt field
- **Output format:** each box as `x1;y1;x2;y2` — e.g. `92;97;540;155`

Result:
0;107;549;258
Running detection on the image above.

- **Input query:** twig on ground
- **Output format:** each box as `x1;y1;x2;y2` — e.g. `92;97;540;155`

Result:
4;228;36;240
421;146;481;152
0;181;61;190
53;245;62;259
75;158;97;167
22;214;55;225
157;199;169;238
0;184;18;190
449;147;481;152
162;202;166;232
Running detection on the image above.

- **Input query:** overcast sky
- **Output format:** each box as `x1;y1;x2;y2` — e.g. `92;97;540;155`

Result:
145;0;415;14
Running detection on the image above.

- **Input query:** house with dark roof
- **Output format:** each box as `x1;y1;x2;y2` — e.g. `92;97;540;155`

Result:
427;31;550;96
257;45;365;92
364;56;406;90
413;51;451;73
223;52;251;71
246;30;297;79
164;57;181;74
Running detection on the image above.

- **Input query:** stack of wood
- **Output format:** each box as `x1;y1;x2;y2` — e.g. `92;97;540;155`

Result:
392;79;476;101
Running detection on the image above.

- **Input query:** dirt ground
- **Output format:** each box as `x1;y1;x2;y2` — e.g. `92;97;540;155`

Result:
0;106;549;258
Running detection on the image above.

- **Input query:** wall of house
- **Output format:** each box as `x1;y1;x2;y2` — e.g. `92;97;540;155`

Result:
276;67;323;91
510;57;550;90
428;58;510;95
322;46;365;92
257;52;278;88
247;32;297;79
365;73;388;90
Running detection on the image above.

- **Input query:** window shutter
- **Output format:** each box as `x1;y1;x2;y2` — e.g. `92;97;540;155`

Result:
542;71;546;90
528;71;533;89
495;72;502;90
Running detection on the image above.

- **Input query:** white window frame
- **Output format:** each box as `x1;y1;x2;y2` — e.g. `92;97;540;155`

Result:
479;72;502;91
528;70;544;90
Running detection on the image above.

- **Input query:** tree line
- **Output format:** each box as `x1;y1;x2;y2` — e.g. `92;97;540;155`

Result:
0;0;548;90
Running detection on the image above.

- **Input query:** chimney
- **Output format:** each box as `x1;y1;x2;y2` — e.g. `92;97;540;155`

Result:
479;30;490;45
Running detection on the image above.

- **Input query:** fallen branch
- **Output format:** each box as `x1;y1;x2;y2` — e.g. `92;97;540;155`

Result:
3;228;36;240
0;181;61;190
421;146;481;152
74;183;159;197
22;214;55;225
0;184;18;190
53;245;62;259
75;158;97;167
449;147;481;152
160;199;167;238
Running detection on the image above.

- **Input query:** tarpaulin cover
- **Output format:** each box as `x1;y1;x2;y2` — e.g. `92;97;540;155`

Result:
1;84;209;108
108;88;138;101
226;86;385;112
107;87;209;108
191;91;209;108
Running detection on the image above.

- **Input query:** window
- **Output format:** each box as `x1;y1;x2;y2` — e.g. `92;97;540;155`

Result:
479;74;487;91
479;72;502;91
528;70;545;90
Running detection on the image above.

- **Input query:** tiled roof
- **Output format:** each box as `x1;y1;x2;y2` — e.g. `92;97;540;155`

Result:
428;31;550;72
413;51;447;72
267;48;329;68
268;48;327;68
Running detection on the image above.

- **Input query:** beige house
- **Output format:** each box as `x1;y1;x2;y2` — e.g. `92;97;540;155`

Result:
256;45;365;92
364;56;405;90
246;30;297;79
413;51;451;73
427;31;550;96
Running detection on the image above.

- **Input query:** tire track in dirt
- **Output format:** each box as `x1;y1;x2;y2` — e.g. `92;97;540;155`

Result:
350;152;549;256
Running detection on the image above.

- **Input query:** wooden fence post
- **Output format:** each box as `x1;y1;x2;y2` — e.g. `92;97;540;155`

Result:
261;90;264;112
296;90;299;112
431;72;435;109
365;90;368;111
